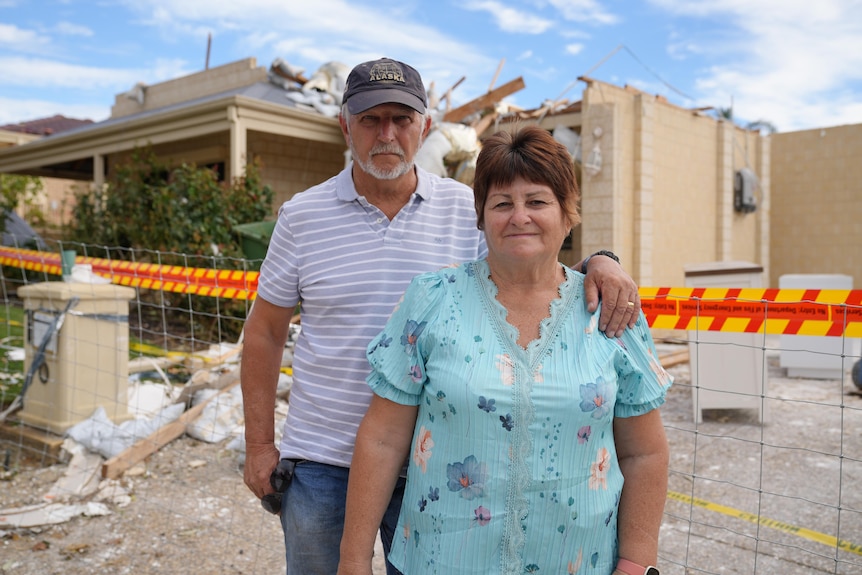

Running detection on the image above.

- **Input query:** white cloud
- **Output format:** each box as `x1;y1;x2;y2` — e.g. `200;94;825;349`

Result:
547;0;619;25
54;21;94;37
665;30;702;60
119;0;500;107
0;56;187;90
0;22;50;47
124;1;487;63
650;0;862;130
565;43;585;56
462;0;554;33
560;29;592;40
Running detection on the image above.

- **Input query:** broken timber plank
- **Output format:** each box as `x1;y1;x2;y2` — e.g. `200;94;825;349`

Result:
443;76;525;124
659;349;690;369
101;381;240;479
471;111;500;138
269;63;309;85
128;355;182;374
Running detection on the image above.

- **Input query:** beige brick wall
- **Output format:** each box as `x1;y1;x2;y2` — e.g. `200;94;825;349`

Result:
652;103;721;287
771;124;862;288
579;81;768;289
249;132;345;207
36;178;80;228
111;58;268;119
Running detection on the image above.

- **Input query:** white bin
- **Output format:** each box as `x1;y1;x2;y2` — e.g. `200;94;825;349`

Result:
779;274;860;379
685;261;767;424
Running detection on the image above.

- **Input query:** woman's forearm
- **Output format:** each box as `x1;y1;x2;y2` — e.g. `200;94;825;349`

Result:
338;397;417;575
614;411;669;567
617;451;668;564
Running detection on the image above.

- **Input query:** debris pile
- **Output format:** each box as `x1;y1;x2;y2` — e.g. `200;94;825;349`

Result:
0;326;298;530
264;57;542;183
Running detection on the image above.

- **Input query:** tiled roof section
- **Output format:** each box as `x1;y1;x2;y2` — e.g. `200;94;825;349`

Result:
0;114;94;136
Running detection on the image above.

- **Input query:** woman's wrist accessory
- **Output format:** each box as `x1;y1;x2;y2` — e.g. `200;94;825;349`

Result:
616;558;660;575
580;250;620;275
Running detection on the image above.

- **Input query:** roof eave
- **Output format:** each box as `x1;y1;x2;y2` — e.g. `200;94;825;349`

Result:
0;94;342;178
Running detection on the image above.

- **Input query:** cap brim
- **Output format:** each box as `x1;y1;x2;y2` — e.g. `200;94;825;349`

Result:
346;89;426;114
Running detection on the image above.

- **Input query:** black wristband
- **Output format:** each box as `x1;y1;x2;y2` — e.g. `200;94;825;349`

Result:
581;250;620;275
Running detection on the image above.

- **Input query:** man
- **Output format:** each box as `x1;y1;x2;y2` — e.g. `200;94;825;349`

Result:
241;57;640;575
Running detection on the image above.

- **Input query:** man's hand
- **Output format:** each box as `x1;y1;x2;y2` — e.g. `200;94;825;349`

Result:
243;441;280;500
582;254;640;337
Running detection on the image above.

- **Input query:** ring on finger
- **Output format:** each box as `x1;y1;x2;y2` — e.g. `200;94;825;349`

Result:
626;301;635;307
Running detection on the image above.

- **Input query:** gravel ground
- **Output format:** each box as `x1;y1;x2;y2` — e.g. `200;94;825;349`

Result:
0;410;388;575
1;434;289;574
2;341;861;575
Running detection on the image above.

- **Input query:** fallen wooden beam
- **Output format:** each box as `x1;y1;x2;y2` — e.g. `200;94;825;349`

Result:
101;381;239;479
471;111;500;138
128;355;181;374
659;349;690;368
443;76;526;124
269;62;309;85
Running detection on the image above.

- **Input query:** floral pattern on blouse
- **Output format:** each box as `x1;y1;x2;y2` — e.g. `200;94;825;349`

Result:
366;260;671;575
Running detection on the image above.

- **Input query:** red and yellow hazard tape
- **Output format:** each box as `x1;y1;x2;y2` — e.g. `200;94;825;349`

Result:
0;246;259;300
641;286;862;338
2;247;861;336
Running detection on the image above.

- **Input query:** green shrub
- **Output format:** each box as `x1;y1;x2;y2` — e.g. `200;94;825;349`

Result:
67;148;273;261
65;148;274;344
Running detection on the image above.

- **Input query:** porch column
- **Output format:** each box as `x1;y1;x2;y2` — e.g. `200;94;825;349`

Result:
228;105;247;181
93;153;105;188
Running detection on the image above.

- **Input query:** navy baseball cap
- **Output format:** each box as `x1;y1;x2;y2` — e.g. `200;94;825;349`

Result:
343;58;427;114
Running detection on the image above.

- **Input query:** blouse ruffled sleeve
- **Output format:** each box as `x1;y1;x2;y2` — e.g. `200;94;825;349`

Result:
365;270;446;406
613;313;674;418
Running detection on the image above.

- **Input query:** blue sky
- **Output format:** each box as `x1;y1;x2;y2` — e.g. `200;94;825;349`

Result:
2;0;862;133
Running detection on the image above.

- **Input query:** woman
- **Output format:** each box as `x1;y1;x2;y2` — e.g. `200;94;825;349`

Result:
338;126;671;575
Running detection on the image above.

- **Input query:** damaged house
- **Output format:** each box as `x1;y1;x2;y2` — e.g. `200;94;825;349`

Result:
0;56;859;290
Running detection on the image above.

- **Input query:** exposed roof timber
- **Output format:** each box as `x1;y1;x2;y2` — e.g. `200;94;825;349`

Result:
443;76;526;124
493;110;583;132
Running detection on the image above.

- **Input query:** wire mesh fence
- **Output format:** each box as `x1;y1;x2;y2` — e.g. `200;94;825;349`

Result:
0;239;860;574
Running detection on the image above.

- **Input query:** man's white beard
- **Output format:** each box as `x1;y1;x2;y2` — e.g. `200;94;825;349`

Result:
352;142;414;180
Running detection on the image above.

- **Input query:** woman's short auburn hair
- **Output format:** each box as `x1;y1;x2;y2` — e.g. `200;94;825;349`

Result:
472;125;580;231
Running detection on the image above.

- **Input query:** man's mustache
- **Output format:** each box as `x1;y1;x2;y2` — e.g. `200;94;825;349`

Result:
370;144;405;158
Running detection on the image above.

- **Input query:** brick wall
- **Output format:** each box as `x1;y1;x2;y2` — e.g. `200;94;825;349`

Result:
111;58;268;119
249;132;346;207
580;80;768;288
771;124;862;288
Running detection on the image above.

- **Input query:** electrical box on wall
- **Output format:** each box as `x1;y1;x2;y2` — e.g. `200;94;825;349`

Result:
16;282;136;435
734;168;758;214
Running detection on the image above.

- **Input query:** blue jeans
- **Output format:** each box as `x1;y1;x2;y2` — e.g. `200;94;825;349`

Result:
280;460;406;575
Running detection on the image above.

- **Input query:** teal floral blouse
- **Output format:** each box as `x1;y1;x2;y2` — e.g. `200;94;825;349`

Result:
366;260;672;575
